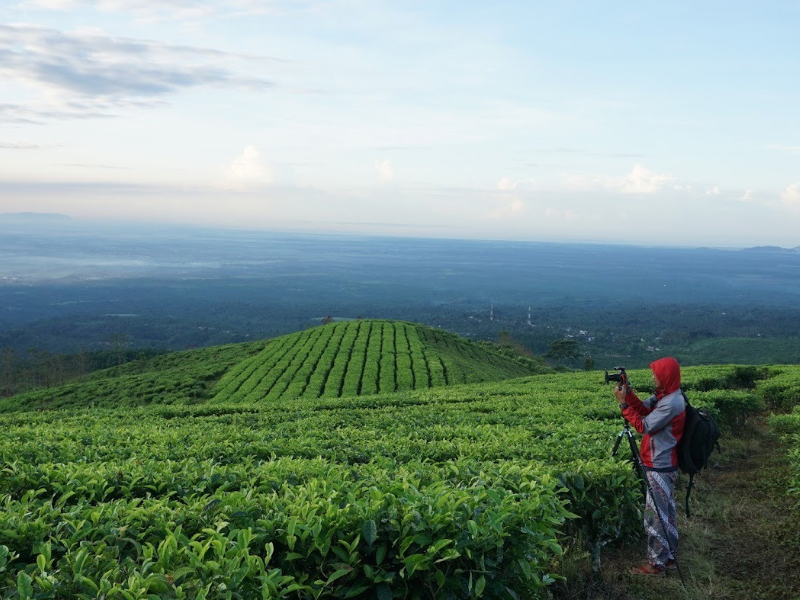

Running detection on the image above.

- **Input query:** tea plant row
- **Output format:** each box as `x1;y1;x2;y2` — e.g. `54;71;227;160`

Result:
0;364;778;597
210;321;535;403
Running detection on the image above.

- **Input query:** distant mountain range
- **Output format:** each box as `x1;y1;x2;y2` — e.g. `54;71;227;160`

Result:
742;245;800;253
0;212;72;222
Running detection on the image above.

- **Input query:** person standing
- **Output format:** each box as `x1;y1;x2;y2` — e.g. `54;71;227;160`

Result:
614;357;686;576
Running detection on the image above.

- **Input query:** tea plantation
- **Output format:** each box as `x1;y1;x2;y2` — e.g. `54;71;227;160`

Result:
0;322;798;598
0;321;544;412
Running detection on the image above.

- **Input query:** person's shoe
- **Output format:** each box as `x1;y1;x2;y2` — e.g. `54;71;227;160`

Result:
630;563;666;577
665;559;677;569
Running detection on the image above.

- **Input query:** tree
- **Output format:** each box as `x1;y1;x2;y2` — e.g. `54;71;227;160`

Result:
545;339;580;362
321;316;334;325
109;334;130;366
495;331;533;357
0;347;17;397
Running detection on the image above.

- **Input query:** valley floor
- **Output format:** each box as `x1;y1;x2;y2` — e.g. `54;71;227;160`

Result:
555;417;800;599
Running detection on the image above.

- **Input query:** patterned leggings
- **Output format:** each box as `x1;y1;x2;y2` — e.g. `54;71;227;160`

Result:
644;470;678;567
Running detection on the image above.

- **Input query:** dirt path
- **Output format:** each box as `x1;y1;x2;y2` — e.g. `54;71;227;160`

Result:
554;418;800;599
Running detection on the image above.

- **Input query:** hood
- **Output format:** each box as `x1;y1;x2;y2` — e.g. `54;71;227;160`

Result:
650;356;681;398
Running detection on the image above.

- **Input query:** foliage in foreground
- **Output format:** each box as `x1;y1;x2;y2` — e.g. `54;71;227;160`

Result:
767;367;800;507
0;362;783;598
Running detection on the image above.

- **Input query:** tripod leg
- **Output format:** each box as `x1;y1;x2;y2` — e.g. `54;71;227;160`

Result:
625;432;646;496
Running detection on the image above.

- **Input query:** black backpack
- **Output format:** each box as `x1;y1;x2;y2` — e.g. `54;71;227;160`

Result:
677;391;721;517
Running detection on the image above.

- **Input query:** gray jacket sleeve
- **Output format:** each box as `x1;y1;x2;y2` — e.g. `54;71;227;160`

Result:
642;399;677;434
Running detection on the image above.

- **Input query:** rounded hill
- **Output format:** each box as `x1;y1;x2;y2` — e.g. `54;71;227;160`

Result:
0;320;546;410
211;319;543;402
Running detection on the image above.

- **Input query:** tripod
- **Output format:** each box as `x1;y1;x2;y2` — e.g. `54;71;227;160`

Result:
612;419;686;585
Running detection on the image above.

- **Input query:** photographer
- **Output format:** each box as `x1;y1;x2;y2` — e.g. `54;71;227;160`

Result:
613;357;686;576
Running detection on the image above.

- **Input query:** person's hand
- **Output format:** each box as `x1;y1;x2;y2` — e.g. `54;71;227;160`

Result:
613;384;627;403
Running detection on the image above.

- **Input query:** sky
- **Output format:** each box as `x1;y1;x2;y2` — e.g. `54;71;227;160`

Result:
0;0;798;246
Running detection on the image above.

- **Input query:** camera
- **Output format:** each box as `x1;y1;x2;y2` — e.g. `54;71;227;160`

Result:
604;366;627;385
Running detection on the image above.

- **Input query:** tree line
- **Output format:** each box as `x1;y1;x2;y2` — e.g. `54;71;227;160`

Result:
0;340;165;397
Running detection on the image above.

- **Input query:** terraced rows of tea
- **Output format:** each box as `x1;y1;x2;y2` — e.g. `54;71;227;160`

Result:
2;321;798;597
1;321;540;412
2;359;791;598
211;320;538;403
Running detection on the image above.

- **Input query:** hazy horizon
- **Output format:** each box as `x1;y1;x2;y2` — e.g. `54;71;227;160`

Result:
2;210;798;251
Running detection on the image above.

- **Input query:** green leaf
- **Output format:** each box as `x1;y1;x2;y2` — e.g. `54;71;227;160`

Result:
17;572;33;600
435;569;446;587
434;548;460;563
517;558;531;580
429;538;452;553
56;491;75;508
376;583;393;600
284;552;303;561
326;568;350;585
467;520;479;538
402;553;430;577
363;519;377;547
343;584;371;598
475;575;486;596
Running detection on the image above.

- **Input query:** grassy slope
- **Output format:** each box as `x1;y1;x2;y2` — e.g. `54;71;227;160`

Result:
0;340;268;412
0;320;547;411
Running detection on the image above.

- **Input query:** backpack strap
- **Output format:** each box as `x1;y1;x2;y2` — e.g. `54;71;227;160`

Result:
681;410;700;474
685;473;695;518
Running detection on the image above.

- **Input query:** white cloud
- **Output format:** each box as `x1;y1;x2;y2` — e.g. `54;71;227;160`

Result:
767;144;800;153
706;186;721;195
563;165;675;195
496;177;517;190
20;0;308;19
741;190;754;202
226;145;270;189
489;196;523;219
607;164;674;194
781;183;800;205
0;142;42;149
374;159;394;181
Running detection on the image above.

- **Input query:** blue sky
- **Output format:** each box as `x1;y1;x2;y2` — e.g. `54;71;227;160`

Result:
0;1;798;246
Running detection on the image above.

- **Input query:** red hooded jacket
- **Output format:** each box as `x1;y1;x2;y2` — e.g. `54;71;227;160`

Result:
621;357;686;471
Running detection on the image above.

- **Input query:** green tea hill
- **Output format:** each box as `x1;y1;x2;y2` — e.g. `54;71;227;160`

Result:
2;361;798;598
0;320;547;411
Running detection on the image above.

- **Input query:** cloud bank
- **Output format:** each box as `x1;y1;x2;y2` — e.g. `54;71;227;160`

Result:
0;24;274;122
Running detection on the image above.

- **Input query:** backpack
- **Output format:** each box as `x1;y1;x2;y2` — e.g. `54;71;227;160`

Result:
677;391;721;517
